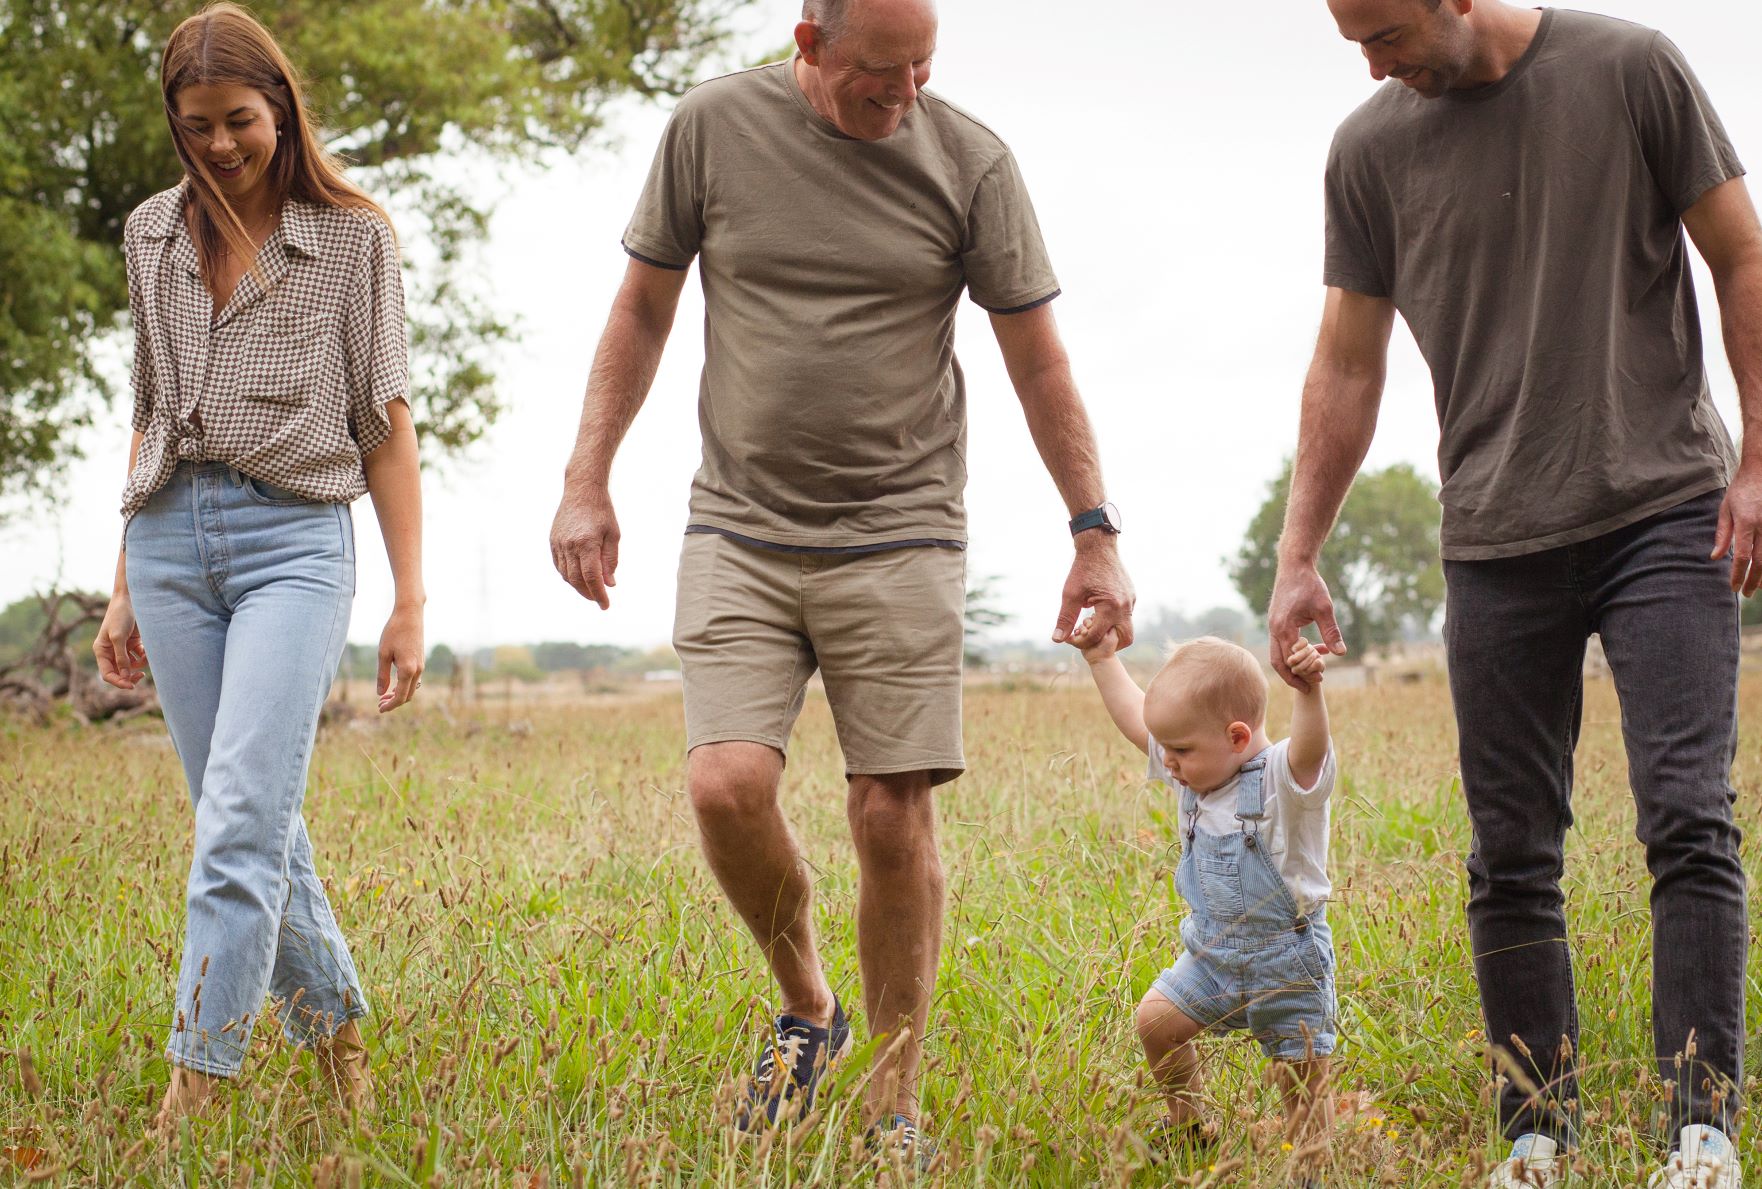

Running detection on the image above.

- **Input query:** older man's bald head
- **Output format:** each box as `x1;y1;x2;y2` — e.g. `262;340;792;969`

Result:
802;0;937;46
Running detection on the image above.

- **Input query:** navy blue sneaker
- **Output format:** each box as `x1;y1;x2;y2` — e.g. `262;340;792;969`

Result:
866;1114;938;1174
733;998;851;1131
1143;1117;1219;1166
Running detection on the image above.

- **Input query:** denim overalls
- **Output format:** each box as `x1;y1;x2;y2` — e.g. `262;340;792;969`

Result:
1152;752;1338;1060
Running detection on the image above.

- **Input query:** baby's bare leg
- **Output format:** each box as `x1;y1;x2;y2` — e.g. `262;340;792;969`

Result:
1273;1055;1334;1176
1136;989;1207;1127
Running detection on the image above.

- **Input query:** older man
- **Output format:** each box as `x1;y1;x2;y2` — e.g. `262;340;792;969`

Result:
1268;1;1761;1186
549;0;1132;1157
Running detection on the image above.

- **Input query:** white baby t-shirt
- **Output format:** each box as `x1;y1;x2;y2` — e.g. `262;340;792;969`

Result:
1147;737;1335;915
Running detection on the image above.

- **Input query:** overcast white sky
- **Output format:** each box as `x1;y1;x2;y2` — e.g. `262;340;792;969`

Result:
6;1;1760;651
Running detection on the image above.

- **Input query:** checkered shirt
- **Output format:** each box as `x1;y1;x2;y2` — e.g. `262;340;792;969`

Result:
119;184;409;523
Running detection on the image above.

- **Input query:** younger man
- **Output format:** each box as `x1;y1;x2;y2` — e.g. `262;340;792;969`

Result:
1071;625;1338;1181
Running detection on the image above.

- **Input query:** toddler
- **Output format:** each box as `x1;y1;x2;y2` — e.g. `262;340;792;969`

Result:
1071;624;1339;1182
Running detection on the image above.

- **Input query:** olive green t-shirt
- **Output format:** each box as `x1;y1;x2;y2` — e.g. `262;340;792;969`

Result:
623;61;1060;548
1324;9;1743;560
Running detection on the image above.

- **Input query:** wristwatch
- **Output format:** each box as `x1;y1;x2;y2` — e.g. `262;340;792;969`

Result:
1069;501;1122;537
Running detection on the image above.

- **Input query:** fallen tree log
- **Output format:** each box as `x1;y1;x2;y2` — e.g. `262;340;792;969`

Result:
0;591;159;723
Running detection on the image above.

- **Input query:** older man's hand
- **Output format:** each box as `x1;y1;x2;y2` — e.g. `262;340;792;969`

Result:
551;483;621;609
1054;535;1134;647
1268;560;1348;690
1712;456;1762;597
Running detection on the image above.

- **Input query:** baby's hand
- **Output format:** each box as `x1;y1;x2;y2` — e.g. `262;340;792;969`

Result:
1287;638;1327;688
1068;613;1121;663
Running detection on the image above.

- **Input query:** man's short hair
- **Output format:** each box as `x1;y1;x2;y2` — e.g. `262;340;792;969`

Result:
802;0;852;43
1145;636;1269;729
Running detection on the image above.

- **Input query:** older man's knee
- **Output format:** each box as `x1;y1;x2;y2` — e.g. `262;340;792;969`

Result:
687;742;783;832
848;773;937;869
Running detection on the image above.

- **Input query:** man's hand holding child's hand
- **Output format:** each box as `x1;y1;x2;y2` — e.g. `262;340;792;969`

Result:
1069;613;1121;663
1287;638;1327;689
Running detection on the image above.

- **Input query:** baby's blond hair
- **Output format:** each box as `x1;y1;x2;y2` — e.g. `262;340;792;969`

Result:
1144;636;1269;729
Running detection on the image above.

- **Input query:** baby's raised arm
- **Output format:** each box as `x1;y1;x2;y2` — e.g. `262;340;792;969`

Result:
1070;617;1150;755
1286;639;1332;788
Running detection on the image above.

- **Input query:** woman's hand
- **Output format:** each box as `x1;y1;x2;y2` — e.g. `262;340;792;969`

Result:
94;593;148;689
377;603;424;713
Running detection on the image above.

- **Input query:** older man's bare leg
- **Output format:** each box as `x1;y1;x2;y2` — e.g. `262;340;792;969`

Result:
847;770;944;1125
688;741;835;1025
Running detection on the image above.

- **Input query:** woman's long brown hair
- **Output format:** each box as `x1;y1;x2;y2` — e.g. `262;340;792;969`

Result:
161;2;392;294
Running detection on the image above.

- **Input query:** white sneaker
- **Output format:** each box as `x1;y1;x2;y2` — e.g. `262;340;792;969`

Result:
1647;1126;1741;1189
1485;1134;1566;1188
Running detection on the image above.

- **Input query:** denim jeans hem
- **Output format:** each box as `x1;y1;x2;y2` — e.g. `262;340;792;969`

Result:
1505;1119;1577;1148
163;1046;245;1079
284;1002;370;1048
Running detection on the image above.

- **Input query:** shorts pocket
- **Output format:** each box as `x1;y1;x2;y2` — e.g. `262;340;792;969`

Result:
1196;855;1246;920
1292;935;1329;984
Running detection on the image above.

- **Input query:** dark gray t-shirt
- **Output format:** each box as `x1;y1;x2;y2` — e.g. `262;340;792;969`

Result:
1325;8;1743;560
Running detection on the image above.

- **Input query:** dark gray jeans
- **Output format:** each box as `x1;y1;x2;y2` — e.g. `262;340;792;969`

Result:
1444;488;1745;1146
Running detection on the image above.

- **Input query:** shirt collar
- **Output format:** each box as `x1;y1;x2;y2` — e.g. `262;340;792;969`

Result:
279;199;322;259
138;186;189;240
139;183;322;259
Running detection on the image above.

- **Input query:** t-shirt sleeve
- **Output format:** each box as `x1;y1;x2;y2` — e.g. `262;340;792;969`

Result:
1322;129;1390;298
961;150;1061;314
622;105;702;270
1633;32;1745;217
1146;739;1174;787
342;215;409;456
1270;737;1337;808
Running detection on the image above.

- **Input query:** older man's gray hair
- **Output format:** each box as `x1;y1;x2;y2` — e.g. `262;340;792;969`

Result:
802;0;852;43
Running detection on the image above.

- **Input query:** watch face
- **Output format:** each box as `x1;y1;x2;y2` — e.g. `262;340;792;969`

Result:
1102;502;1122;532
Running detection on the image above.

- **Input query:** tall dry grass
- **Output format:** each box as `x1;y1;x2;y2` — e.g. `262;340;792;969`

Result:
1;674;1757;1184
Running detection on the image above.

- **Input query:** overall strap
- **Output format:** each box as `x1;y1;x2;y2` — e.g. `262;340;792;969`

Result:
1179;782;1201;841
1233;751;1271;833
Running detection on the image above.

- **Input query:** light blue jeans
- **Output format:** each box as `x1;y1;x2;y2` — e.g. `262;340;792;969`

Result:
126;462;368;1076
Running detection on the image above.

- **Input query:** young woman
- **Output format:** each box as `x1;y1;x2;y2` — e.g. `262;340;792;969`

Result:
92;2;424;1122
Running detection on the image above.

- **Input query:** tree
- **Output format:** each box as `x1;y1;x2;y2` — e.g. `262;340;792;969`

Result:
1231;459;1445;652
425;643;457;679
1127;604;1253;658
0;0;755;512
0;590;155;720
532;640;630;672
963;574;1011;669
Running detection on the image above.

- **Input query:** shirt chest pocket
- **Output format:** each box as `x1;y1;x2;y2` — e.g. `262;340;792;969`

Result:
227;309;328;405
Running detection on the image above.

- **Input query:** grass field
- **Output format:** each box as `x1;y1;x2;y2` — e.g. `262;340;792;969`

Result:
2;673;1759;1186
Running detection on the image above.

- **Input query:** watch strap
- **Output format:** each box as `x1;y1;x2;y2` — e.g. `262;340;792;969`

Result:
1069;504;1120;536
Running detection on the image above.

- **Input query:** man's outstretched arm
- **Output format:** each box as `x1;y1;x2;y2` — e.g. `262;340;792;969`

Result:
1267;286;1395;688
551;257;690;608
990;303;1135;645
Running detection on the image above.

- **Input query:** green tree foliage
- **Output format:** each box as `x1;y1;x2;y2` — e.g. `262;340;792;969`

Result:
1231;459;1445;651
0;0;753;511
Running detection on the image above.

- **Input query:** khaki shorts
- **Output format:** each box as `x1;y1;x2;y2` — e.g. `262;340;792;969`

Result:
672;531;966;784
